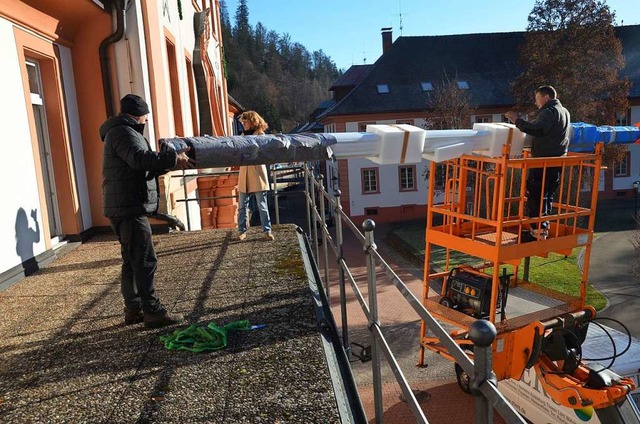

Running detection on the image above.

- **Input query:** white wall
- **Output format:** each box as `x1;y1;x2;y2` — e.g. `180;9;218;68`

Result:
612;143;640;190
0;19;48;271
58;45;92;230
346;157;430;216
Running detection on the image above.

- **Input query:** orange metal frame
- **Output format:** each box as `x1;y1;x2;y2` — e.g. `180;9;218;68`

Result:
418;143;604;383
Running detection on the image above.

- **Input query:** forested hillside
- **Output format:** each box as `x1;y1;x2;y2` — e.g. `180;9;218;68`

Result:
221;0;341;132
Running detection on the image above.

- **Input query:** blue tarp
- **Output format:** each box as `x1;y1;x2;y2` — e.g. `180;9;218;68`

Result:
569;122;640;152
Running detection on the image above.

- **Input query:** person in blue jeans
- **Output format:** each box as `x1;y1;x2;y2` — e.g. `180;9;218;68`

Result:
237;111;274;241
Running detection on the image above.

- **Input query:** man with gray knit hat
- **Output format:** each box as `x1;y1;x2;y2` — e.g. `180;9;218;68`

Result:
99;94;193;328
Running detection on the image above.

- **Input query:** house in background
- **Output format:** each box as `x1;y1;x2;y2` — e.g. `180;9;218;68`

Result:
317;26;640;225
0;0;230;287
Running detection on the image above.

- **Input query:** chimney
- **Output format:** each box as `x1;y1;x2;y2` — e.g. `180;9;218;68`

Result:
381;27;392;54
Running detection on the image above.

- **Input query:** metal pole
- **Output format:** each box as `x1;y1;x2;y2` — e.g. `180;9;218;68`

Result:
319;174;330;301
304;164;312;239
182;171;191;231
272;165;280;225
311;171;320;262
470;319;498;424
523;256;530;282
364;219;384;423
335;189;349;351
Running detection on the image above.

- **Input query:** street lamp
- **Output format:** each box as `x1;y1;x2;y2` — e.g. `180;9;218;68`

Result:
633;181;640;219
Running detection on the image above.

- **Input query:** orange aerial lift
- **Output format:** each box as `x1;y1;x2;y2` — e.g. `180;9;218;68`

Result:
418;140;638;419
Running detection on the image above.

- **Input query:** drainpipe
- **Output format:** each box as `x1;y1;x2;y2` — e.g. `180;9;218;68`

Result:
99;0;126;117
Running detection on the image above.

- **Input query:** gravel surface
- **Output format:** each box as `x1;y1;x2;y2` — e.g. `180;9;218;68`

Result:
0;225;341;423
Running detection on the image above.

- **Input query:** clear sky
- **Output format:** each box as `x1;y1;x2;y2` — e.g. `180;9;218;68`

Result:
223;0;640;71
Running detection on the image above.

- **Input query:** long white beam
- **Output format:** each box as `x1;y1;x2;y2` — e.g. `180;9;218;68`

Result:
328;123;525;164
160;123;525;168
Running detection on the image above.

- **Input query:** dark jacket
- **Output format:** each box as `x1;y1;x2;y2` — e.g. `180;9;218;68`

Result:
515;99;570;158
99;114;177;219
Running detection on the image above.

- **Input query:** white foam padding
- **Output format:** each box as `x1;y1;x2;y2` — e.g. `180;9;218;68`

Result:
472;123;526;158
423;129;484;152
365;124;426;164
422;142;473;163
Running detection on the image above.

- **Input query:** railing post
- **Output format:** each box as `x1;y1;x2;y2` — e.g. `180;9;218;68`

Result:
318;174;330;301
363;219;384;423
304;163;312;238
272;165;280;225
311;171;320;261
182;170;191;231
470;319;498;424
335;189;349;351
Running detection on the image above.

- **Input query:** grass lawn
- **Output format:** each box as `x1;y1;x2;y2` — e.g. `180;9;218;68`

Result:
389;220;608;311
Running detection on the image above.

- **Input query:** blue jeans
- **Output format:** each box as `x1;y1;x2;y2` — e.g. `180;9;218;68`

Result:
238;191;271;233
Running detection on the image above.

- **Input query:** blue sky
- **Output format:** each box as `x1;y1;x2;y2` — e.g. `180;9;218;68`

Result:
223;0;640;71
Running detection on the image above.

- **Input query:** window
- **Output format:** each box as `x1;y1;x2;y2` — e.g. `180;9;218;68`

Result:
466;202;474;215
362;168;379;194
377;84;389;94
421;81;433;92
616;112;629;126
359;121;376;132
185;56;198;135
165;35;184;136
365;208;379;216
457;81;470;90
402;205;415;213
399;165;416;191
475;115;492;123
396;119;415;125
614;153;630;177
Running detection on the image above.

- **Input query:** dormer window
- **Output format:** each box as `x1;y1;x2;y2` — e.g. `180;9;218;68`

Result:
421;81;433;92
377;84;389;94
457;80;470;90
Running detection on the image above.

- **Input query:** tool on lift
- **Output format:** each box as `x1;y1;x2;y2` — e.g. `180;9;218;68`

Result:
439;266;511;321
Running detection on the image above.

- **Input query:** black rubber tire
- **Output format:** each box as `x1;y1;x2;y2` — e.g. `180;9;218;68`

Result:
455;362;472;394
439;296;456;309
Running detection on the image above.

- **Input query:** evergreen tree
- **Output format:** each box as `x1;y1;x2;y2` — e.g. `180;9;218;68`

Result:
223;0;341;132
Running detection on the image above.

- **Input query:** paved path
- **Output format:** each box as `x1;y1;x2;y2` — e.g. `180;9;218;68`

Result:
587;229;640;338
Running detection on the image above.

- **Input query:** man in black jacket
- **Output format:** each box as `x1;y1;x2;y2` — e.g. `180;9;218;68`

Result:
506;85;570;240
100;94;193;328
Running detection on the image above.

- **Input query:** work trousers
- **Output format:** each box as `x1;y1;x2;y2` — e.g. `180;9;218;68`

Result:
110;216;161;312
526;167;561;230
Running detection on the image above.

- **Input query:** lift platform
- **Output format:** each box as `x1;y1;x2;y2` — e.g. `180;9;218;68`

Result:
419;139;602;362
418;141;638;417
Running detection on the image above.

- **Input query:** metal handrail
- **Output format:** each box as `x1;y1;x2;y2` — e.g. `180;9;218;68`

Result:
301;164;525;424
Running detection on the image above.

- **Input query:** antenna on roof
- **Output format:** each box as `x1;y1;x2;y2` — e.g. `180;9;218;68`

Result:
363;50;367;64
398;0;404;35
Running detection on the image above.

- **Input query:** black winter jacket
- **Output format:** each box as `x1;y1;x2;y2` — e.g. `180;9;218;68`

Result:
515;99;570;158
99;115;177;219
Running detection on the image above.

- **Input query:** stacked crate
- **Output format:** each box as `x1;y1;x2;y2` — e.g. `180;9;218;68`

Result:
196;173;240;230
214;173;239;228
197;177;216;229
